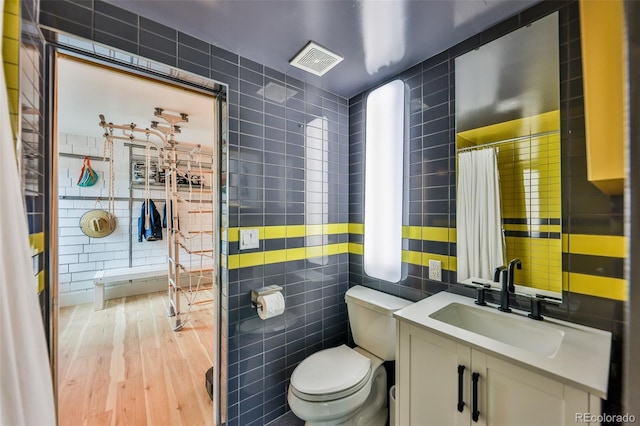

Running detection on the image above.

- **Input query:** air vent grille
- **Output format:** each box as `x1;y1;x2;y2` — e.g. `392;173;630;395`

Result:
290;42;343;77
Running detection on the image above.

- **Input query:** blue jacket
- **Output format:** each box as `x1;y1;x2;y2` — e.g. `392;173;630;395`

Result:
138;200;163;242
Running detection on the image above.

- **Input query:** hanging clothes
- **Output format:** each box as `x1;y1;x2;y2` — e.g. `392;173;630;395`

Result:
0;5;57;422
138;200;163;242
456;148;506;282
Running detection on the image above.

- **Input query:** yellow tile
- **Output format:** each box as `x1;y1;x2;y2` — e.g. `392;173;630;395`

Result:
306;245;323;259
2;11;19;39
228;254;239;270
2;37;19;66
29;232;44;256
4;0;19;15
239;252;264;268
327;223;348;234
406;226;421;240
448;256;457;271
264;226;286;239
287;247;306;261
569;272;627;301
348;242;363;255
306;224;323;236
264;249;287;265
423;226;449;242
325;243;341;256
349;223;364;235
449;228;457;242
35;270;44;293
287;225;306;238
569;234;625;258
402;250;422;266
229;228;239;242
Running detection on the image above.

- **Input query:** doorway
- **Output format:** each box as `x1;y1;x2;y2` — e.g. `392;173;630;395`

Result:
53;51;227;425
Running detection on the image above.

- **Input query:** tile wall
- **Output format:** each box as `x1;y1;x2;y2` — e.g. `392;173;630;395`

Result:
348;0;624;415
39;1;350;424
32;0;629;421
18;0;50;329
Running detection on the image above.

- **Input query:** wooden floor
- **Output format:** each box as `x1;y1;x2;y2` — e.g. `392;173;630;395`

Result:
57;290;214;426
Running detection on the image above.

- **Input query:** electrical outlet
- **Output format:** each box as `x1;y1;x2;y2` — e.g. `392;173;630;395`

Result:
428;260;442;281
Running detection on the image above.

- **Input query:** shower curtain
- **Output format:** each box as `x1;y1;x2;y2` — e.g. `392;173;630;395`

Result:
0;3;57;423
456;148;505;282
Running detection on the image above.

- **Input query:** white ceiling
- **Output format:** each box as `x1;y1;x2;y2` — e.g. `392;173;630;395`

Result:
57;56;216;146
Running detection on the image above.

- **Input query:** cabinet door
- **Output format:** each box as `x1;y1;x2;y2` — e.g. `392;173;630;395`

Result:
397;322;473;426
476;352;591;426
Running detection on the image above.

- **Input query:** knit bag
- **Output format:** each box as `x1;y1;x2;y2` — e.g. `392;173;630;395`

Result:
77;156;98;187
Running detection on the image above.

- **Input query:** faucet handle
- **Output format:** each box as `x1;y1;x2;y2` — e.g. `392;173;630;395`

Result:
526;294;562;320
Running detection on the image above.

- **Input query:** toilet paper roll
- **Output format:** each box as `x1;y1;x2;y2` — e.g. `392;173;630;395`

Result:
257;292;285;320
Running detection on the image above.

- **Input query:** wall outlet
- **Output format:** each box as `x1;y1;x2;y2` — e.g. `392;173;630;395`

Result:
239;229;260;250
428;260;442;281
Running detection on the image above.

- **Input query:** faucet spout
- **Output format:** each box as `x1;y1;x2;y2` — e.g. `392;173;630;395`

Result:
507;258;522;293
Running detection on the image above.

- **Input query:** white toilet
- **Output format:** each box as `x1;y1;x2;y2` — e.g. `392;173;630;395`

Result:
287;285;412;425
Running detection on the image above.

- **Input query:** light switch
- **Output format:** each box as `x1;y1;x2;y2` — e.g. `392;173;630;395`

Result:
239;229;260;250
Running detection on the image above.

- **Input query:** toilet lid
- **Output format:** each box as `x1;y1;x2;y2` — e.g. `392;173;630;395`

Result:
291;345;371;395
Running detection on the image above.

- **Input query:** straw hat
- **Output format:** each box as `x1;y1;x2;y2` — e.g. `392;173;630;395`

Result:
79;209;116;238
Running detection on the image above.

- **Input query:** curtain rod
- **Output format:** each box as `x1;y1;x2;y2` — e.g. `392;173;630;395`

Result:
456;130;560;153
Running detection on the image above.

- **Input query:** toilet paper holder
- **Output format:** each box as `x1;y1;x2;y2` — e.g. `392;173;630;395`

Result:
250;285;283;309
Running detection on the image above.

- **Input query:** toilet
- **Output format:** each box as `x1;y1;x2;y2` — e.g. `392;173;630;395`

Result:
287;285;412;425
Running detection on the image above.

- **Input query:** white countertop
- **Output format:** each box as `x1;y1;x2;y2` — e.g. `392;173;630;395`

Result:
393;291;612;398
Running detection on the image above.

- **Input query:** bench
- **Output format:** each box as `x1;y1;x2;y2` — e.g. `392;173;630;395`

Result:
93;265;167;310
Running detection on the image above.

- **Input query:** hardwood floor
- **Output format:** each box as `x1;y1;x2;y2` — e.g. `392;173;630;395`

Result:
58;290;214;426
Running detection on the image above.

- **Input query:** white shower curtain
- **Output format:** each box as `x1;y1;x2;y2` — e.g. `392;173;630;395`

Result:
0;3;57;423
457;148;505;282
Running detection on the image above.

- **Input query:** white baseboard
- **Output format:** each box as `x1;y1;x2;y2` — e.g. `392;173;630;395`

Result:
59;277;167;307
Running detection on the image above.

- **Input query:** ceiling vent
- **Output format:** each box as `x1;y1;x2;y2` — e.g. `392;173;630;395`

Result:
257;82;298;104
289;41;344;77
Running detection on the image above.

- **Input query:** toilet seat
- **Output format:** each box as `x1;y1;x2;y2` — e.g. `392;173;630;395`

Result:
290;345;371;402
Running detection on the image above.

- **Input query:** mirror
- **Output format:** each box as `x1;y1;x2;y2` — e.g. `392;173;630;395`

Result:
454;12;562;297
53;40;228;424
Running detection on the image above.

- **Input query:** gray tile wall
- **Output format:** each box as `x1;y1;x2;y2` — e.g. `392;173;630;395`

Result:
348;0;624;415
39;1;350;425
20;0;50;331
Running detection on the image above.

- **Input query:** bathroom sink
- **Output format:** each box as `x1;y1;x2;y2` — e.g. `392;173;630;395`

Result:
429;302;565;358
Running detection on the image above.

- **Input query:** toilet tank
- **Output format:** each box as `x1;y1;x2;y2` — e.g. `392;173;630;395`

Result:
345;286;413;361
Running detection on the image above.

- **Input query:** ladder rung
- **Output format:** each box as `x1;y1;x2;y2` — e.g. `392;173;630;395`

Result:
188;209;213;214
178;242;214;255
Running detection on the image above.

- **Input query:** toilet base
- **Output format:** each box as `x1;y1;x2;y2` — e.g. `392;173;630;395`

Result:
302;362;388;426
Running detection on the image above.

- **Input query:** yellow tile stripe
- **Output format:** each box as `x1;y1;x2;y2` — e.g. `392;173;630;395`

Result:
226;224;627;301
36;270;45;294
351;224;453;244
229;224;350;242
568;234;626;258
568;272;627;301
228;243;349;269
29;232;45;256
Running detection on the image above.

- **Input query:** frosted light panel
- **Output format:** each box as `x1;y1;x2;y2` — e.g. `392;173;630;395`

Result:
364;80;404;282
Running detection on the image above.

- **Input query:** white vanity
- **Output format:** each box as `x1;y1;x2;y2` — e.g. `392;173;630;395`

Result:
393;292;611;426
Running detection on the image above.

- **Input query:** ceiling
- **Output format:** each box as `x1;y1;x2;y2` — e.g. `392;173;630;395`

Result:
105;0;541;99
57;56;216;143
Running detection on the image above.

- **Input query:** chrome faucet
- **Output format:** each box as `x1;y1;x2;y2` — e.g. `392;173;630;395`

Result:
494;266;510;312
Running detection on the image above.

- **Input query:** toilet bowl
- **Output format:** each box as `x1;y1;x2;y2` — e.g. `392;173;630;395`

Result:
287;346;387;425
287;286;412;425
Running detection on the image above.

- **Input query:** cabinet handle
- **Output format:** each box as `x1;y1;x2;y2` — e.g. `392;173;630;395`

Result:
457;365;465;412
472;372;480;422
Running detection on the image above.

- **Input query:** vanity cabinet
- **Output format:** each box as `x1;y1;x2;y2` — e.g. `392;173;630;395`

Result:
396;321;602;426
